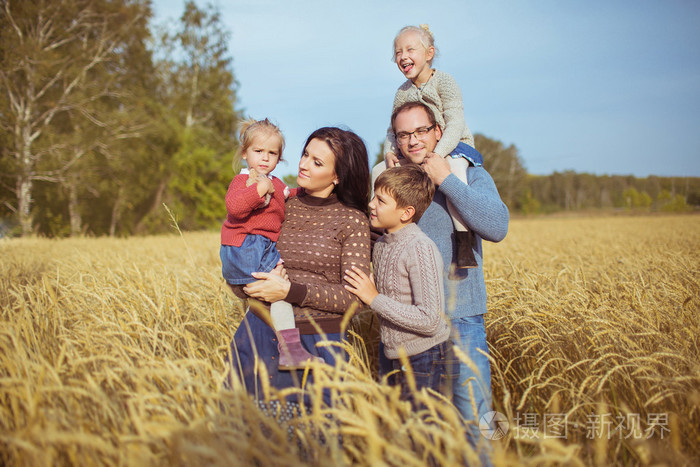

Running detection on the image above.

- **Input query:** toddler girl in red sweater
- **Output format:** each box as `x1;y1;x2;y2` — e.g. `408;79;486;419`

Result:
220;118;321;370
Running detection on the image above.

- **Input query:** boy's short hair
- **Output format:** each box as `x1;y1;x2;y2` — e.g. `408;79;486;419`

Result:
375;165;435;223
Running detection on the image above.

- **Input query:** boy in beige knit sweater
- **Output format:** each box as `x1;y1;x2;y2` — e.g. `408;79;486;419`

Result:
344;165;458;403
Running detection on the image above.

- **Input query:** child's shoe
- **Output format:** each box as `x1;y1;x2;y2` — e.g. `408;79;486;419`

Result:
277;328;324;370
455;230;478;269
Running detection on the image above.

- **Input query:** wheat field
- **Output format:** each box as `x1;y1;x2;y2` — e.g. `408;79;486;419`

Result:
1;214;698;466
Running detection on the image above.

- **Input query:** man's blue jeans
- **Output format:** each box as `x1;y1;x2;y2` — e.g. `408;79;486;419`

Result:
451;315;493;441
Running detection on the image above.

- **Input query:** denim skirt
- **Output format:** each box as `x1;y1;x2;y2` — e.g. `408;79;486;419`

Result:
220;234;281;285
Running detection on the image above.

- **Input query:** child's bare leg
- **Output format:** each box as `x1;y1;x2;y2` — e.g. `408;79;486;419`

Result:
270;300;323;370
270;301;296;330
371;161;387;196
446;157;469;232
446;156;477;269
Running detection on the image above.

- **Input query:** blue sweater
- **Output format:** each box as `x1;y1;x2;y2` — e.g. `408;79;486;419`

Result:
416;167;509;318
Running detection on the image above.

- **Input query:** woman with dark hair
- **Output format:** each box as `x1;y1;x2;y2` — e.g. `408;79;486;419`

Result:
228;127;371;409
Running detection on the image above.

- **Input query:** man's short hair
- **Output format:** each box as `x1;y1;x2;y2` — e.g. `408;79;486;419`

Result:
390;101;438;133
375;164;435;223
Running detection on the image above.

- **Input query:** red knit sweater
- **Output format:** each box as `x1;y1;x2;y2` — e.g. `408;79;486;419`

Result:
220;174;288;247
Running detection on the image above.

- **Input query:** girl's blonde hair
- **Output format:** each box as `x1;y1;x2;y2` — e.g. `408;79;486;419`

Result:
392;24;438;63
236;118;285;166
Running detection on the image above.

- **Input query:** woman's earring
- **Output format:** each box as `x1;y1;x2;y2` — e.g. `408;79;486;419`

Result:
333;180;338;185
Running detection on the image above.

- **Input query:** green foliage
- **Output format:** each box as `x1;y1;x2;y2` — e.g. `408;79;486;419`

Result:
168;129;233;230
147;0;239;233
475;134;527;210
1;0;156;236
622;187;652;210
658;190;689;212
283;174;299;188
374;131;700;216
524;173;699;214
373;142;386;169
0;0;239;236
519;187;541;215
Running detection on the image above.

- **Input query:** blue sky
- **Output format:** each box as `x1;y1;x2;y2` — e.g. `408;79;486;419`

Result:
151;0;700;178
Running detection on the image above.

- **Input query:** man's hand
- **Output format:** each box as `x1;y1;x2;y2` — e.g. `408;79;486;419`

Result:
421;152;451;185
343;266;379;306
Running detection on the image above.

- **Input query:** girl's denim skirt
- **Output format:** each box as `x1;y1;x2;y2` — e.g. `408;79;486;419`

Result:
220;234;281;285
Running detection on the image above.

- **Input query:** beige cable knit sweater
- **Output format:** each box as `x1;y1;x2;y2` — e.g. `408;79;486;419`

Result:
369;223;450;359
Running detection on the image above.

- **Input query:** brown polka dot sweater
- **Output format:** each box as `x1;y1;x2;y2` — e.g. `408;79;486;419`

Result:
279;191;371;334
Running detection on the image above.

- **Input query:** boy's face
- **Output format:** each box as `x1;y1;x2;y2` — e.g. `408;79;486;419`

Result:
369;187;412;234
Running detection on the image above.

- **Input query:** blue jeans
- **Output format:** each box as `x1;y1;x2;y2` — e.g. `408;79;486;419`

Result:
379;317;492;460
452;314;493;459
388;340;459;405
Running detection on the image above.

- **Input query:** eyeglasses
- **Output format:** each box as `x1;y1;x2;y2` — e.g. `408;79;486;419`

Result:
394;125;436;144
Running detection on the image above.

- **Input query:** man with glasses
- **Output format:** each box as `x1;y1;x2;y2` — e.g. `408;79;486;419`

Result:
372;101;509;452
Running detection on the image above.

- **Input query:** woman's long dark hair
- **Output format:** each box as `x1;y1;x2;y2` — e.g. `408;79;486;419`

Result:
302;127;370;217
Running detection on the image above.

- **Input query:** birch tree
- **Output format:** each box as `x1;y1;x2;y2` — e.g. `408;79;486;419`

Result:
0;0;149;235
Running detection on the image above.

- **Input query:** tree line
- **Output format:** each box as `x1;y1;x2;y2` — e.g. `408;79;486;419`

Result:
470;134;698;215
1;1;696;238
1;0;237;237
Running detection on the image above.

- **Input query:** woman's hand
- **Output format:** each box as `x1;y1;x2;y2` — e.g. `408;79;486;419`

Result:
270;262;288;281
344;266;378;306
243;272;291;303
